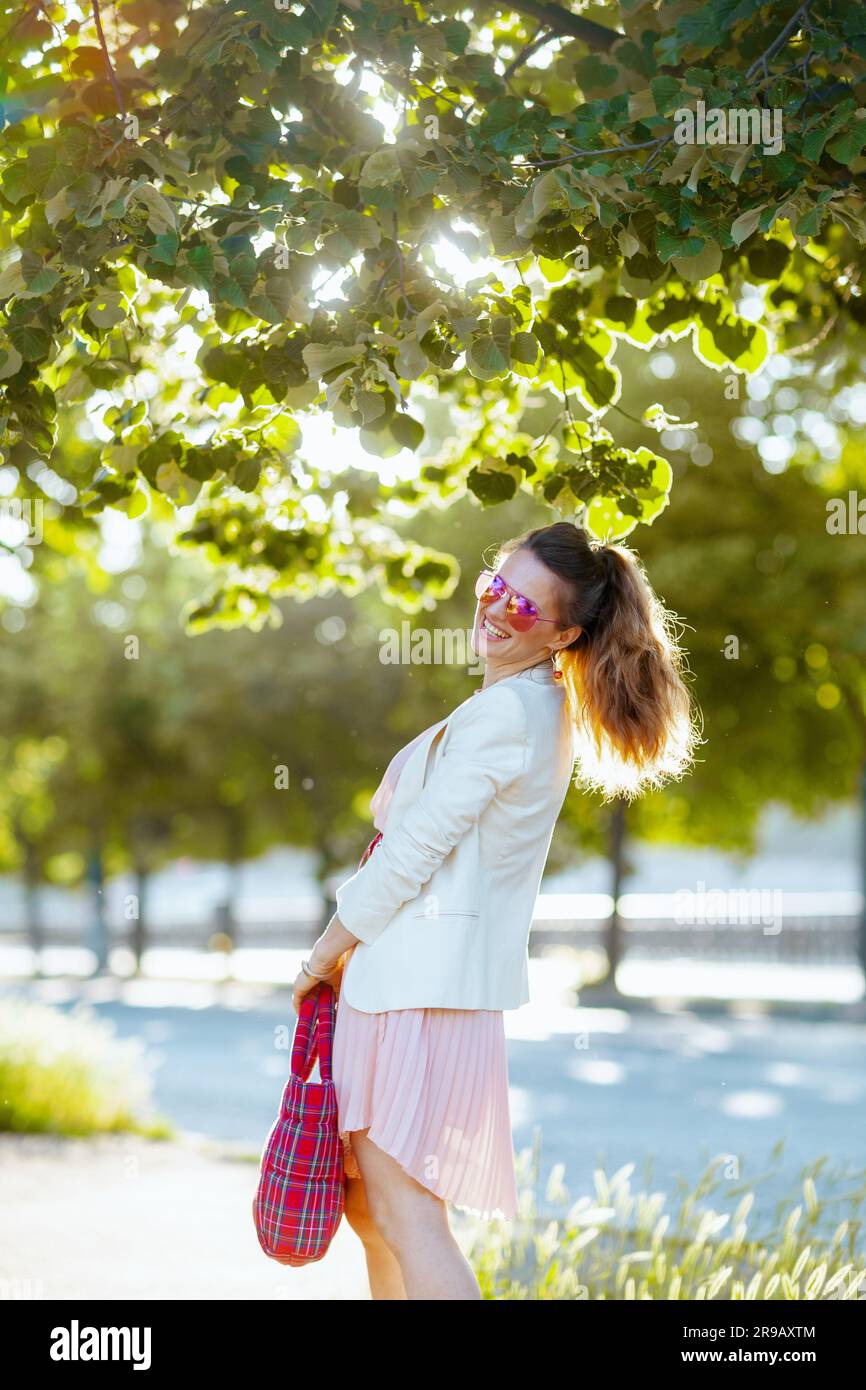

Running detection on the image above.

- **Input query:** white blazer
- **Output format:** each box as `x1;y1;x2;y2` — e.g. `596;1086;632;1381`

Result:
335;661;576;1012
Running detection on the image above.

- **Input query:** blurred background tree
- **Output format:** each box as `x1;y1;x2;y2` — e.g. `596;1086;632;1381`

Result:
1;1;865;987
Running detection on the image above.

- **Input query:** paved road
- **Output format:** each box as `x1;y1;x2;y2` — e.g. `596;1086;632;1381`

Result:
3;965;864;1236
3;968;865;1300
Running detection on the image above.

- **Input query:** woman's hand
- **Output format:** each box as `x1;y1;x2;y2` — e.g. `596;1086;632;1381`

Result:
291;948;353;1014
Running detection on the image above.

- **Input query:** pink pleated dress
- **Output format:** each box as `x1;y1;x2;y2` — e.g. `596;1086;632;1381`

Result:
332;717;520;1221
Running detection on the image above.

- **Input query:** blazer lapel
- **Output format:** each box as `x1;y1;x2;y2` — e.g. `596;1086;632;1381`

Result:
384;716;449;820
376;669;547;827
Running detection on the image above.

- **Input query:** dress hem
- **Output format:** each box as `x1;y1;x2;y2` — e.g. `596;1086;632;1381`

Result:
340;1124;517;1223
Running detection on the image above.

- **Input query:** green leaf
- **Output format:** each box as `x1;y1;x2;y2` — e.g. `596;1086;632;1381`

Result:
574;55;618;92
620;254;668;299
261;413;302;452
233;457;261;492
1;160;33;205
125;488;149;520
359;148;401;187
0;260;26;299
467;464;518;506
0;343;23;379
8;325;50;361
395;338;428;380
826;119;866;165
390;413;425;450
730;206;766;246
154;460;201;504
130;184;178;236
150;233;180;265
466;334;510;380
183;246;215;291
657;231;705;264
20;253;60;296
650;74;682;115
86;292;127;328
302;342;364;378
201;346;247;390
795;194;836;240
672;240;722;283
511;331;541;366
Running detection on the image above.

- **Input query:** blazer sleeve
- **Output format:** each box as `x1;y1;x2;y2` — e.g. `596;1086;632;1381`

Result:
335;683;529;946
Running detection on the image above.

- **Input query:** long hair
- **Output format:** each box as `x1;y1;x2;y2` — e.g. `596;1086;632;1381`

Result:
493;522;701;800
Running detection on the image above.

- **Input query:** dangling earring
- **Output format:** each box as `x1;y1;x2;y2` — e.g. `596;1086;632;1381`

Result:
551;654;563;681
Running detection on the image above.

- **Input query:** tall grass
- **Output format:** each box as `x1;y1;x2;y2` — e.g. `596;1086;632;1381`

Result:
0;996;171;1137
465;1134;866;1300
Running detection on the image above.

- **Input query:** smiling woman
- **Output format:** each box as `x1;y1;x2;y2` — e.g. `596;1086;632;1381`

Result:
483;523;701;799
476;569;566;638
479;611;510;640
289;518;702;1300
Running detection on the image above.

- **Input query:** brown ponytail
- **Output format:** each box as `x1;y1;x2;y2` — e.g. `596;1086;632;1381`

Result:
495;522;701;800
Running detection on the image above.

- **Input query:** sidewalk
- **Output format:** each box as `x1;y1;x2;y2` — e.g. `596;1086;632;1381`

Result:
0;1132;373;1301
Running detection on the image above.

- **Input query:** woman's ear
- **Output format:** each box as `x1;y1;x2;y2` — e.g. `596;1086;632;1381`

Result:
554;625;582;650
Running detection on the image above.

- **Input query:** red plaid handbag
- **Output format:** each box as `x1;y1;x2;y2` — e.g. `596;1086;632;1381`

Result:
252;981;345;1266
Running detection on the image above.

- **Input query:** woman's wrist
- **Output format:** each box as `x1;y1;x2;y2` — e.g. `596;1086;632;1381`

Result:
302;956;334;980
306;944;338;976
307;914;357;976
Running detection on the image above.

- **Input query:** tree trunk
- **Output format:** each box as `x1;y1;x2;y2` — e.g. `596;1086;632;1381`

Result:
607;797;628;986
507;2;620;51
21;837;43;975
86;840;109;975
214;808;245;961
132;861;147;974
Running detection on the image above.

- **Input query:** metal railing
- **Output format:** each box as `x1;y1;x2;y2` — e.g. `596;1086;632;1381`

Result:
1;888;862;969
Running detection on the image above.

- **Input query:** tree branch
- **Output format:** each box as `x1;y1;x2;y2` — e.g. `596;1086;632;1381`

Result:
516;1;817;174
785;263;859;357
506;1;622;53
522;134;666;167
502;25;554;81
746;1;813;81
91;0;126;117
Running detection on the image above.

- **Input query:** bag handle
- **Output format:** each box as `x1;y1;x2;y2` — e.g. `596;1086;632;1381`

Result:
290;982;336;1084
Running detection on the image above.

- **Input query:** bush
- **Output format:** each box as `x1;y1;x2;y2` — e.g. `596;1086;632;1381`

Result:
0;995;171;1138
464;1136;866;1300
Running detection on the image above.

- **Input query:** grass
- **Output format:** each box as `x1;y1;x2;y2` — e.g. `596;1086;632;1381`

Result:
463;1133;866;1300
0;995;172;1138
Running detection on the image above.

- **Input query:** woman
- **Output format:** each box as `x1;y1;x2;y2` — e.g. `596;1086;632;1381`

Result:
291;520;698;1300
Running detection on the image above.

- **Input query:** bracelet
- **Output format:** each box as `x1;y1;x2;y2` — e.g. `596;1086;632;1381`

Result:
301;958;331;981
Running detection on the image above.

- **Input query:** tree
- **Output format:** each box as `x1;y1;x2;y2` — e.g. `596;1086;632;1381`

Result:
0;519;476;957
553;336;866;987
1;0;865;626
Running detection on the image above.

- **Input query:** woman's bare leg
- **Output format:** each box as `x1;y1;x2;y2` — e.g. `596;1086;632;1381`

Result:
347;1128;482;1301
343;1174;407;1300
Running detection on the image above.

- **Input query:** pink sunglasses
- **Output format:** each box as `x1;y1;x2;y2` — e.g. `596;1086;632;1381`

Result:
474;570;561;633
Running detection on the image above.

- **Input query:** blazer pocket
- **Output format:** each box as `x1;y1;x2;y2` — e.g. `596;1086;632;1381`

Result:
410;908;480;919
